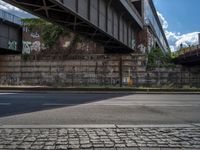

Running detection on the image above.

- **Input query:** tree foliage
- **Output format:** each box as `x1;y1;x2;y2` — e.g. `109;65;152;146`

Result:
21;18;49;29
147;47;173;68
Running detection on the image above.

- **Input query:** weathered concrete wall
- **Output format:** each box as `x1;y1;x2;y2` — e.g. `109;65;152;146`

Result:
134;66;200;88
0;54;135;86
0;54;199;87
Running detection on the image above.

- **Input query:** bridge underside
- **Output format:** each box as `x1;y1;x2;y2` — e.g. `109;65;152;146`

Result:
174;49;200;66
174;56;200;66
0;18;22;53
3;0;140;53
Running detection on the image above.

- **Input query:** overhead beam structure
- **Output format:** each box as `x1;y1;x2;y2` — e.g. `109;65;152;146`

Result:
3;0;144;53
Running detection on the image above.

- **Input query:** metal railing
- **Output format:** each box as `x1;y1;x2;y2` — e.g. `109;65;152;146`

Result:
177;45;200;58
0;9;22;25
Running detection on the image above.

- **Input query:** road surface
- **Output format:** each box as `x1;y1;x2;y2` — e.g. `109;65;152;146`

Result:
0;92;200;125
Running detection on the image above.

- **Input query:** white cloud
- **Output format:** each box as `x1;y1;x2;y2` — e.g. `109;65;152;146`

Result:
175;32;199;48
166;31;199;51
157;12;168;29
0;0;33;18
157;11;199;51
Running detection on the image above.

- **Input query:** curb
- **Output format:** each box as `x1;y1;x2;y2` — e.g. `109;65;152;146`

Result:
0;124;199;129
0;87;200;94
0;124;116;129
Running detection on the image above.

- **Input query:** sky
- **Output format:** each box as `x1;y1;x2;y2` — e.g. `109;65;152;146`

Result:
0;0;199;51
0;0;33;18
153;0;200;51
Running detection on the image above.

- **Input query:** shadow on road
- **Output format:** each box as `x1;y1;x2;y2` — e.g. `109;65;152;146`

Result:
0;92;131;118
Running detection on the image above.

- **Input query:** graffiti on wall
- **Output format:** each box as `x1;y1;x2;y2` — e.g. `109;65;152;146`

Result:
22;41;32;54
22;41;43;54
30;32;40;39
22;29;46;54
8;41;18;51
31;41;41;51
22;26;44;54
138;44;146;54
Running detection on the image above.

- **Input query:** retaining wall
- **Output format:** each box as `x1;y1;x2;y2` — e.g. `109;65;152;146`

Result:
0;54;199;87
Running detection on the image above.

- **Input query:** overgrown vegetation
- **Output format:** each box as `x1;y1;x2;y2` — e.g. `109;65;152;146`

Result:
147;47;174;68
171;45;197;59
22;18;70;47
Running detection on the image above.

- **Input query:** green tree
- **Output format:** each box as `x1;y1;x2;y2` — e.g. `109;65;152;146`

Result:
147;47;173;68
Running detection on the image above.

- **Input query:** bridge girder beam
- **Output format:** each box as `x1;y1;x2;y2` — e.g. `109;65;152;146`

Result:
3;0;142;53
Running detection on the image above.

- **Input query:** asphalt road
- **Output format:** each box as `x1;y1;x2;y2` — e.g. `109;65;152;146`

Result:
0;92;200;125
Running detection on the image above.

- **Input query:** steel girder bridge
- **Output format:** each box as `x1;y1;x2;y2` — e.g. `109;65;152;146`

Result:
3;0;144;53
0;9;22;54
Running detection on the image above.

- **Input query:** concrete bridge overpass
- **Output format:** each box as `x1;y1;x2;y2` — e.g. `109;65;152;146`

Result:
174;45;200;66
2;0;146;53
0;9;22;54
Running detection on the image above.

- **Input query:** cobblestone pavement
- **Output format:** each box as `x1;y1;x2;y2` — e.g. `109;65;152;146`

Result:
0;126;200;150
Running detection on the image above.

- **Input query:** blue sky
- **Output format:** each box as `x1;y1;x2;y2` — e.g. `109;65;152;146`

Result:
0;0;199;51
153;0;199;34
153;0;200;51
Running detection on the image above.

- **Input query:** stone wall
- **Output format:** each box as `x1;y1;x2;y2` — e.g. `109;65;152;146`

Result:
134;67;200;88
0;54;135;86
0;54;200;87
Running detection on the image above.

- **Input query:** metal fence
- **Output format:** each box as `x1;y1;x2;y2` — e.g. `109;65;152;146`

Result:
175;45;200;58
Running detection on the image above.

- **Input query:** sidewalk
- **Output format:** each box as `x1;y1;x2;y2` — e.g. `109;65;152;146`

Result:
1;124;200;150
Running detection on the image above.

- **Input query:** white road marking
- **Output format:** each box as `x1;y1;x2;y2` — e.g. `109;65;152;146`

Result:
0;103;11;106
42;103;75;106
0;93;16;95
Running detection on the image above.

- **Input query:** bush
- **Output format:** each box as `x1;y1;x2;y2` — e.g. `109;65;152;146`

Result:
147;47;173;69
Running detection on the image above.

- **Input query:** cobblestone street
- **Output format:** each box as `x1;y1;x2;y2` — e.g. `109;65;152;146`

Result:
1;125;200;150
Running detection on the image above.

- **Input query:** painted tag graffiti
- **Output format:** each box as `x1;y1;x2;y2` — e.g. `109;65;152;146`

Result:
138;44;146;54
22;41;32;54
30;32;40;39
22;27;43;54
22;41;42;54
31;41;41;51
8;41;17;50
